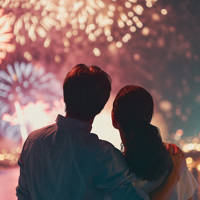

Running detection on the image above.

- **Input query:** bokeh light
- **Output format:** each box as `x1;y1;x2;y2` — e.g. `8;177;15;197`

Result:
0;9;15;63
0;0;200;197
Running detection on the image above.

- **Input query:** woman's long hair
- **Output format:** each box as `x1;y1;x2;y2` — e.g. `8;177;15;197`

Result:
112;85;173;181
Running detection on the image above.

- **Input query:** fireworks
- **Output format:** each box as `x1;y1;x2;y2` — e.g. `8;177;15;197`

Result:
2;99;65;142
0;119;20;142
1;0;158;55
0;0;199;140
0;62;62;141
0;62;61;105
0;9;15;63
0;0;169;66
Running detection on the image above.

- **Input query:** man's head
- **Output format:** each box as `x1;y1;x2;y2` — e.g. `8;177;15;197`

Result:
63;64;111;121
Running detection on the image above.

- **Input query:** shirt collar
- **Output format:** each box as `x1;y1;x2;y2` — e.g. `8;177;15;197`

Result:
56;114;92;133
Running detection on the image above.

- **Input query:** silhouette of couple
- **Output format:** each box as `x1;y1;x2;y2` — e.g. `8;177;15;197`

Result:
17;64;198;200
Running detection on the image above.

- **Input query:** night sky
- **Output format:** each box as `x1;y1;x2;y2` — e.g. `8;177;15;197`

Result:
0;0;200;141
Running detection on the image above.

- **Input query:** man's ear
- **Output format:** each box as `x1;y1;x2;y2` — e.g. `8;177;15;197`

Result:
111;110;119;129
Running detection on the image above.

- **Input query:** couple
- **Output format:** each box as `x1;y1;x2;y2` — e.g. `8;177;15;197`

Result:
16;64;197;200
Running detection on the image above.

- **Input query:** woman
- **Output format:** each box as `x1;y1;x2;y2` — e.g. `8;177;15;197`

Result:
112;85;198;200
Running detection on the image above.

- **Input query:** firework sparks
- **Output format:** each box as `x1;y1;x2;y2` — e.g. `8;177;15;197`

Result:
2;99;65;141
0;62;61;141
0;9;15;63
1;0;158;52
0;62;61;105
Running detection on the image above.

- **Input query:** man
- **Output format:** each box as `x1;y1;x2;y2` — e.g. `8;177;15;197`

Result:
17;64;183;200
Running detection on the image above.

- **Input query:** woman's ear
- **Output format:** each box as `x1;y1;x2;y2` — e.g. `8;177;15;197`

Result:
111;109;119;129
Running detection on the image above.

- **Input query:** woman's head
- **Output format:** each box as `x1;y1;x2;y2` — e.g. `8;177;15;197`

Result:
112;85;173;181
112;85;153;132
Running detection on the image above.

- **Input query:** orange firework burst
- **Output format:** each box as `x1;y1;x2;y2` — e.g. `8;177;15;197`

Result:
0;9;15;63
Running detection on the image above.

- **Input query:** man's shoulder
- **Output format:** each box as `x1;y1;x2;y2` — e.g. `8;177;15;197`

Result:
89;133;117;149
89;133;124;160
88;133;132;182
19;124;57;161
27;123;57;143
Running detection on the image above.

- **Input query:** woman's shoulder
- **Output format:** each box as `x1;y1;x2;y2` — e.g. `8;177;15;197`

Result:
131;170;169;194
132;163;199;200
176;163;199;200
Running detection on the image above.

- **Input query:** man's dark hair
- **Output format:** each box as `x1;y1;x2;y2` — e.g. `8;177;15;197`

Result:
63;64;111;121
